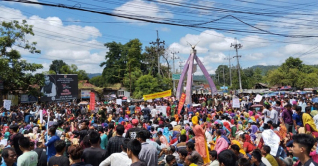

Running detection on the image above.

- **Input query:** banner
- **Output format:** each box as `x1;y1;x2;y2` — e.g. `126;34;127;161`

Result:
262;129;280;156
232;98;240;108
3;100;11;110
143;90;172;101
178;93;186;114
41;74;78;102
90;92;95;111
81;90;90;99
21;95;29;103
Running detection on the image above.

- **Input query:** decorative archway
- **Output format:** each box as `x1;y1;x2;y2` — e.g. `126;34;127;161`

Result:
176;46;217;104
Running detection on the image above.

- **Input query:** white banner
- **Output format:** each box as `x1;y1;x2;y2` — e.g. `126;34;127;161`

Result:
3;100;11;111
232;98;240;108
262;129;280;156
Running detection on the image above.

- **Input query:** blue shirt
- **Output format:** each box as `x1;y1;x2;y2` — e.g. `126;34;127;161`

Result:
292;113;303;126
45;135;60;161
0;161;17;166
100;134;108;150
129;105;135;114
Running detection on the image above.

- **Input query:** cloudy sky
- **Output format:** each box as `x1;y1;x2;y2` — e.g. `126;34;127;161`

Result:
1;0;317;75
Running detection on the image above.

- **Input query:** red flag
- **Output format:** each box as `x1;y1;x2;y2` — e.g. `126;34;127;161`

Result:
90;92;95;111
178;93;186;114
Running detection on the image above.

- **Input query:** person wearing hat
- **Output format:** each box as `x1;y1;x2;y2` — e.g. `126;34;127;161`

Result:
125;119;141;139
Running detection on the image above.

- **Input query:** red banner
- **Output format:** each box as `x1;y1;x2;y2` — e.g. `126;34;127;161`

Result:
90;92;95;111
178;93;186;114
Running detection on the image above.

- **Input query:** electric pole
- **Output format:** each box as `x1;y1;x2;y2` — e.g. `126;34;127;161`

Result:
171;51;179;94
224;55;233;87
231;37;243;92
179;61;184;73
150;30;165;75
223;65;225;87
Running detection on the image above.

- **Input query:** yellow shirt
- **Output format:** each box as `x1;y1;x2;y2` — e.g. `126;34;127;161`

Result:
189;163;198;166
265;154;278;166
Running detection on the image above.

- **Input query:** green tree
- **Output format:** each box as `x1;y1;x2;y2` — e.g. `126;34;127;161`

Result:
134;74;160;99
0;20;43;95
89;75;105;87
59;64;89;80
49;60;67;74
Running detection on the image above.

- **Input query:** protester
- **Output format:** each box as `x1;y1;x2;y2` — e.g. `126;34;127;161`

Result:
136;130;157;166
105;124;125;158
1;147;17;166
99;138;131;166
82;131;106;166
48;140;70;166
17;137;38;166
127;139;146;166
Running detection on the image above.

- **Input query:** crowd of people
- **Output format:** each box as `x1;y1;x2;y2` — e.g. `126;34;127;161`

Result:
1;93;318;166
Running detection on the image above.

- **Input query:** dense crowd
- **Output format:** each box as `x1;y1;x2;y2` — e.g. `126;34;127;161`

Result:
1;93;318;166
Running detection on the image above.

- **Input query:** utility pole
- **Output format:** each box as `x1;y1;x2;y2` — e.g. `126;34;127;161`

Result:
150;30;165;76
223;65;225;87
224;55;233;87
231;37;243;92
171;51;179;94
179;61;184;73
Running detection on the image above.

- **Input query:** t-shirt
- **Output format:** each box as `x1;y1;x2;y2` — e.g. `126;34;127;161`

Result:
17;151;38;166
45;135;60;161
82;147;107;166
130;161;147;166
296;158;318;166
48;155;70;166
293;113;303;126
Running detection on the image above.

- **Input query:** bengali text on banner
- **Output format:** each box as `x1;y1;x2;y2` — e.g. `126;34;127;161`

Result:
178;93;186;114
143;90;172;101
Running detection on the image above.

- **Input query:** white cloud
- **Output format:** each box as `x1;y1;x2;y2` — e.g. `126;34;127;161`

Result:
0;5;107;74
113;0;173;24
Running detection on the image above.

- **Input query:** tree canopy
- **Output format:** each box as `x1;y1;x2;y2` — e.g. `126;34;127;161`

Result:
0;20;43;96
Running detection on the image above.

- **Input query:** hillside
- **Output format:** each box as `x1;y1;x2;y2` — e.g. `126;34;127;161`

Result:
88;73;102;79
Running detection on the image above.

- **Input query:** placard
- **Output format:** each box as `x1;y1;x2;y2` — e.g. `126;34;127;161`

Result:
156;106;167;116
21;94;29;103
262;129;280;156
232;98;240;108
116;99;122;106
3;100;11;110
255;94;263;102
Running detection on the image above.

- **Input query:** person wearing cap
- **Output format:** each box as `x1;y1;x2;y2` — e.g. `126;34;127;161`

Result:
125;119;141;139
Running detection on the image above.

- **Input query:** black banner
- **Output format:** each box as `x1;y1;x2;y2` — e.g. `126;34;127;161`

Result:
41;74;78;102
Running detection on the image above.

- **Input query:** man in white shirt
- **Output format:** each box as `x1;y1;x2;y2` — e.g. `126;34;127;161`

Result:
150;105;158;119
269;106;279;124
313;114;318;130
99;138;131;166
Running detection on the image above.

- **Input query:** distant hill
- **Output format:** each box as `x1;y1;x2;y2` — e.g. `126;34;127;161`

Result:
88;73;102;79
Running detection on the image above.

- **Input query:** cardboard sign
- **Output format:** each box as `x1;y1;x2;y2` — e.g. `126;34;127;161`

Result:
116;99;122;106
232;98;240;108
262;129;280;156
255;94;263;102
3;100;11;110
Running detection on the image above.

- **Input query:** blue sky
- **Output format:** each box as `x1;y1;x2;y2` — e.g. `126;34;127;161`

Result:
1;0;318;74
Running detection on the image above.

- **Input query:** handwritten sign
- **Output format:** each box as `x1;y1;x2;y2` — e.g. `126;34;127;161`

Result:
3;100;11;110
232;98;240;108
262;129;280;156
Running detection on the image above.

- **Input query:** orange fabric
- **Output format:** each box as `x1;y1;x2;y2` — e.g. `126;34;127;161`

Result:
193;124;210;163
